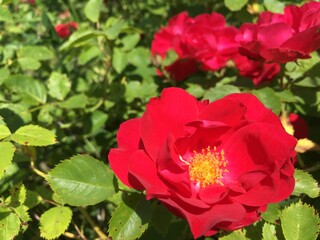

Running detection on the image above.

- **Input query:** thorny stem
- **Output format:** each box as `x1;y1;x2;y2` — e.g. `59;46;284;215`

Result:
79;207;110;240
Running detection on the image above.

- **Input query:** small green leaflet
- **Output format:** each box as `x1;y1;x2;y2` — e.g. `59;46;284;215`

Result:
262;223;278;240
47;155;115;206
39;206;72;240
0;208;20;240
47;72;71;100
0;142;15;179
84;0;103;22
224;0;248;11
280;201;320;240
0;124;11;140
204;85;240;102
109;193;152;240
10;125;57;146
292;169;320;198
219;229;247;239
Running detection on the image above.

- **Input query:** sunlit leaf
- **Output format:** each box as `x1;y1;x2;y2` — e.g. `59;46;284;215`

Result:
40;206;72;240
109;193;152;240
281;201;320;240
11;125;57;146
47;155;115;206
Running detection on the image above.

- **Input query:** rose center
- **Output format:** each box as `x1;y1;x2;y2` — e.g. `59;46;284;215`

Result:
188;146;228;188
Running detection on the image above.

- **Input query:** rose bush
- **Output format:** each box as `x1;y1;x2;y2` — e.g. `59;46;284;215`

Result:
236;1;320;63
108;88;297;238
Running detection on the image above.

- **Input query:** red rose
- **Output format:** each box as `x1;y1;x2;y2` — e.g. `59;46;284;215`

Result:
55;22;78;39
151;12;196;81
182;13;239;71
55;24;71;38
233;54;280;85
108;88;297;238
237;1;320;63
289;113;308;139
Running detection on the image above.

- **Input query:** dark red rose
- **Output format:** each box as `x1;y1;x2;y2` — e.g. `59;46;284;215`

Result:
233;54;280;85
289;113;309;139
55;24;71;38
237;1;320;63
151;12;196;81
182;13;239;71
55;22;78;39
108;88;297;238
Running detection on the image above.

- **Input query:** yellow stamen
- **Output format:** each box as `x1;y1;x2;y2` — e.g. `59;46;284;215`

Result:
188;146;228;188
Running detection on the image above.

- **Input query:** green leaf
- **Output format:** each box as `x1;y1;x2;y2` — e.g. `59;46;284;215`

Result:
0;67;10;85
4;75;47;104
121;33;141;51
0;142;15;178
109;193;152;240
151;202;172;235
11;125;57;146
219;229;247;240
262;203;280;224
24;190;42;209
78;46;102;65
113;48;128;73
39;206;72;240
0;124;11;140
47;72;71;100
292;169;320;198
59;94;88;109
59;30;106;51
0;208;20;240
19;46;55;61
47;155;115;206
224;0;248;11
203;85;240;102
262;222;278;240
0;6;13;22
252;87;281;115
276;90;296;103
263;0;285;13
281;201;320;240
105;18;127;40
18;58;41;70
127;47;151;67
84;0;103;22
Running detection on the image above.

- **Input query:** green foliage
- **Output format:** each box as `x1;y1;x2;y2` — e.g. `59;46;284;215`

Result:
10;125;56;146
224;0;248;11
262;223;277;240
292;169;320;198
47;155;115;206
109;193;152;240
39;206;72;239
280;201;320;240
219;229;246;239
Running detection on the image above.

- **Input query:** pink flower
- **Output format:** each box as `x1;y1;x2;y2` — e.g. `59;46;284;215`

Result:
233;54;280;85
237;1;320;63
108;88;297;238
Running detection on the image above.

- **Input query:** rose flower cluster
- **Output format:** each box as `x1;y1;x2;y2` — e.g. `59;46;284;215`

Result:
151;1;320;85
108;88;297;238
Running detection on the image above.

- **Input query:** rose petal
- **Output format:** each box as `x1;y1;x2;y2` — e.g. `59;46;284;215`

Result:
141;88;203;159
